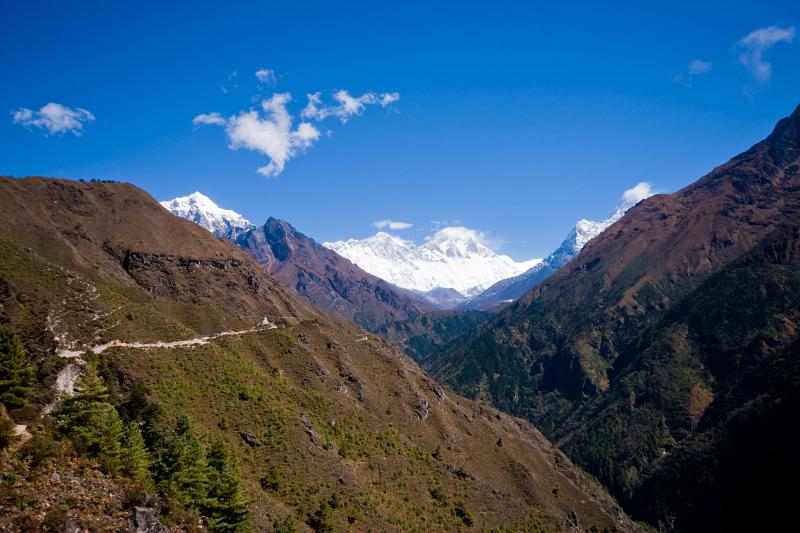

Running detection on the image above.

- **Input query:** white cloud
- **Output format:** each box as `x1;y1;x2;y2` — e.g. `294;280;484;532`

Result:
12;102;95;135
688;59;712;75
426;226;506;251
737;25;795;83
192;112;226;126
195;85;398;177
373;219;413;230
673;59;711;86
255;68;277;87
193;93;320;178
622;182;655;203
302;90;400;123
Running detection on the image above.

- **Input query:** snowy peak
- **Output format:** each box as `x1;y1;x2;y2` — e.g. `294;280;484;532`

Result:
160;191;253;238
547;181;654;270
324;227;541;298
421;227;497;259
463;182;656;310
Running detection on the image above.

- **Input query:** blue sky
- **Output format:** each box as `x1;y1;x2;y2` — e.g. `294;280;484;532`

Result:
2;1;799;259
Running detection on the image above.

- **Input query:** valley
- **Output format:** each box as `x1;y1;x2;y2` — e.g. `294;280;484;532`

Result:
0;177;632;531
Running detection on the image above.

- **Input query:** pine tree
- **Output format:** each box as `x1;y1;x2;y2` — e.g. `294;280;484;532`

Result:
0;327;35;409
96;407;125;474
53;360;128;470
205;438;251;532
54;360;111;447
157;415;209;510
123;421;154;490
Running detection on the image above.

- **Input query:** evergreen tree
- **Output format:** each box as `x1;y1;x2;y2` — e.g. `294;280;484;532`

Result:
157;415;209;510
54;360;111;447
205;438;251;532
0;327;35;409
54;360;127;471
96;407;125;474
123;421;154;490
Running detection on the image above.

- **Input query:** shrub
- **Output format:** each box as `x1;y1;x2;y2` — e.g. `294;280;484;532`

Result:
260;464;281;491
273;514;297;533
17;431;62;469
453;502;473;526
0;410;15;450
307;500;334;532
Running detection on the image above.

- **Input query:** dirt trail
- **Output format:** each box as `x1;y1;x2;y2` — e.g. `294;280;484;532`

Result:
44;318;281;414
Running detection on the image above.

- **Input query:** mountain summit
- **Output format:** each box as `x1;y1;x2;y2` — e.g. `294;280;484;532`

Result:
323;227;541;302
160;191;253;238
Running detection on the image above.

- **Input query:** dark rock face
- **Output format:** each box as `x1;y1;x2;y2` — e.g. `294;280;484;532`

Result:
433;104;800;530
234;218;427;331
132;497;168;533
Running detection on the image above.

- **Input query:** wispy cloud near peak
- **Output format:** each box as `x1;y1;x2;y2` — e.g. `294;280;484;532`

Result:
737;25;795;83
373;219;413;230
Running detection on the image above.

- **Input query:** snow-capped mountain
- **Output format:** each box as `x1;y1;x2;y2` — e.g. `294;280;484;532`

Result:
464;182;655;309
547;181;653;269
323;226;541;299
160;192;253;238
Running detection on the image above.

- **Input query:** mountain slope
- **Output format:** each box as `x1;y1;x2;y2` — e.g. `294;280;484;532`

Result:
233;217;427;331
431;104;800;530
324;228;541;302
0;176;632;531
465;183;654;310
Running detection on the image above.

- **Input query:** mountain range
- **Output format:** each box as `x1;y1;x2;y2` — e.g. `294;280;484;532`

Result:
429;103;800;531
324;228;542;304
0;176;632;531
161;188;650;314
161;193;427;331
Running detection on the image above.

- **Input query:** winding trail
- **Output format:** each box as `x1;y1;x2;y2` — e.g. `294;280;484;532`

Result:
44;318;282;414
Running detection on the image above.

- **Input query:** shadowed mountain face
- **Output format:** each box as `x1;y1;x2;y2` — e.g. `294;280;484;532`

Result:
432;104;800;530
0;177;632;531
233;217;427;332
